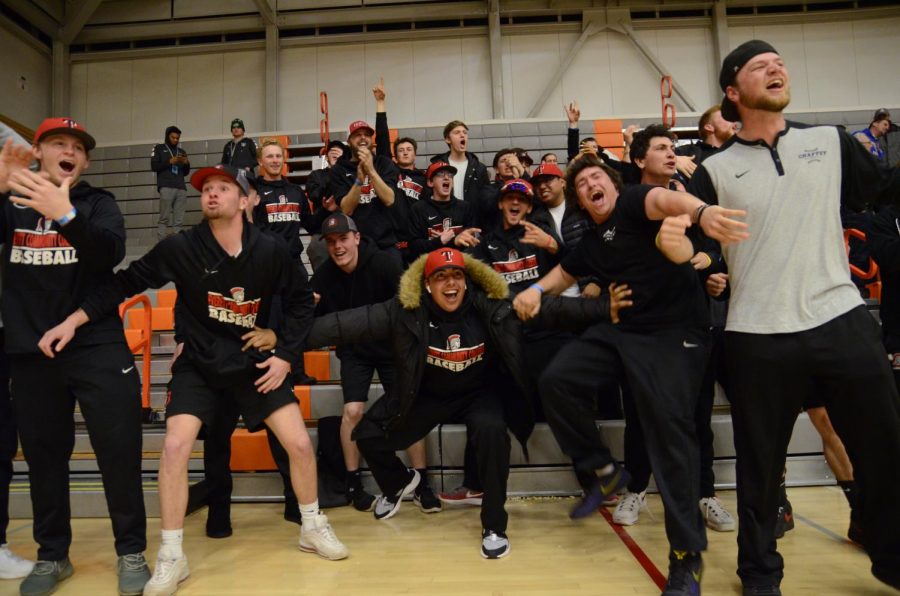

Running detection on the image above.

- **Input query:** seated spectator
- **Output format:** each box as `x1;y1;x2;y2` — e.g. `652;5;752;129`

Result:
408;162;479;258
540;153;559;166
221;118;258;172
853;108;892;162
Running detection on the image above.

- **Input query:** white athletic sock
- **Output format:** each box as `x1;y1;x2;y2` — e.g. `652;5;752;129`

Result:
299;500;320;524
596;463;615;477
159;529;184;559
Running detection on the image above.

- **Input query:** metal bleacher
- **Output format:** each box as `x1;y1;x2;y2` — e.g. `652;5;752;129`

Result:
9;116;846;519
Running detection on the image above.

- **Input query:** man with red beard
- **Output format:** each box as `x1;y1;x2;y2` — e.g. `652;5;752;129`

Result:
688;40;900;595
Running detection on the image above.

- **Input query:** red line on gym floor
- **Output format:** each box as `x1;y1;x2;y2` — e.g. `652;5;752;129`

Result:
598;506;667;591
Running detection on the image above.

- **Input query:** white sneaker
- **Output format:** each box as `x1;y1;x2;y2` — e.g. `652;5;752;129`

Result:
143;554;189;596
0;543;34;579
299;513;349;561
699;496;736;532
612;491;646;526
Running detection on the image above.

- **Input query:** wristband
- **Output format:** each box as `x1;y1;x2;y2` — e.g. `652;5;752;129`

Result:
529;283;544;294
56;208;77;226
693;203;710;225
354;178;365;187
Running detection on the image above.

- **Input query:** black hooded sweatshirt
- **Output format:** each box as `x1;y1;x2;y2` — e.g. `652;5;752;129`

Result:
310;237;402;361
252;177;328;259
80;219;313;384
1;182;127;354
407;196;475;258
150;126;190;191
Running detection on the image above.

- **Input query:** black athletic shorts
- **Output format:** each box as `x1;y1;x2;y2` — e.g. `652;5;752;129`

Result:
168;357;296;431
338;352;394;405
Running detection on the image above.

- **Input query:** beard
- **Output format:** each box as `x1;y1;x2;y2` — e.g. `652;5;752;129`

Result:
742;86;791;113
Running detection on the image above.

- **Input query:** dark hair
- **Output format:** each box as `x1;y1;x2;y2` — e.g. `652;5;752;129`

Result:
540;153;557;162
697;104;722;140
581;136;597;145
326;140;346;153
443;120;468;141
564;154;622;208
394;137;417;155
492;148;516;169
630;124;676;162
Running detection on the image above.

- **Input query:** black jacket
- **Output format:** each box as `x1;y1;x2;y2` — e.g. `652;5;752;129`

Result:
327;154;404;249
530;201;593;251
81;220;313;383
311;237;402;360
222;137;258;172
675;140;720;166
150;128;190;190
407;197;475;258
253;177;327;259
307;253;613;451
1;182;127;354
430;151;493;224
867;205;900;351
305;167;330;213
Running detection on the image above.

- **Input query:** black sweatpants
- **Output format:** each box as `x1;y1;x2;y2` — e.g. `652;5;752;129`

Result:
624;325;725;498
10;343;147;561
727;306;900;587
0;335;14;545
540;323;710;552
357;390;510;532
203;396;294;510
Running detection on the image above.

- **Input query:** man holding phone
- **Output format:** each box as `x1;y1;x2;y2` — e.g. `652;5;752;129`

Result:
151;125;190;240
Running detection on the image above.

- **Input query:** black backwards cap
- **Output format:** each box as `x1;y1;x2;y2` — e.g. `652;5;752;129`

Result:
719;40;779;122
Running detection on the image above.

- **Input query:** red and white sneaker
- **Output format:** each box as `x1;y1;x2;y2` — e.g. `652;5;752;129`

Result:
438;486;484;506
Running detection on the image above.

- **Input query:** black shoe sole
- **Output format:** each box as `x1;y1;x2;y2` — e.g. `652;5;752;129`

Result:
205;527;233;539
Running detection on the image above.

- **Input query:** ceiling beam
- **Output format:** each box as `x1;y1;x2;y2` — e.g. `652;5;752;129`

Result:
61;0;103;44
254;0;276;26
0;0;61;38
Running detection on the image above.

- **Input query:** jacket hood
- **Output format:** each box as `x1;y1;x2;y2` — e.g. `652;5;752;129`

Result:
399;252;508;310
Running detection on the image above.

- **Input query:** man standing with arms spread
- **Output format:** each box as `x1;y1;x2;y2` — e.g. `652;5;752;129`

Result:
690;40;900;595
0;120;150;596
39;164;349;595
221;118;257;173
151;125;190;240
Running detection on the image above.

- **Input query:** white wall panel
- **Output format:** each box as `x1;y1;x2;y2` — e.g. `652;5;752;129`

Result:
654;28;718;112
70;63;88;125
0;30;50;128
608;32;661;115
362;41;415;127
561;32;614;118
131;58;178;142
412;38;466;126
316;45;367;134
278;47;319;132
802;22;859;108
851;18;900;107
509;34;564;119
222;51;266;135
176;54;225;139
460;37;493;122
85;61;133;143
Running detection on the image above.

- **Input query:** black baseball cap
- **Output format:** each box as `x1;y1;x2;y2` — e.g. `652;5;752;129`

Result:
321;213;358;236
718;40;779;122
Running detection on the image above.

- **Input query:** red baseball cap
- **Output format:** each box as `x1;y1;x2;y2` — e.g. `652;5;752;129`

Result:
424;248;466;279
348;120;374;136
530;163;564;181
426;161;458;181
34;117;96;151
499;178;534;199
190;164;251;196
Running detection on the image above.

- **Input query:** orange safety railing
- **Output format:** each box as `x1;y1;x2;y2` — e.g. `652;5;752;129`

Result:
844;228;881;301
119;295;153;412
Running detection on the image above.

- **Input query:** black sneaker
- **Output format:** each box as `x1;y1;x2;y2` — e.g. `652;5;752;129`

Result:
570;464;631;519
414;485;442;513
347;486;377;512
19;559;74;596
742;585;782;596
662;550;702;595
773;499;793;539
373;469;420;521
481;529;510;559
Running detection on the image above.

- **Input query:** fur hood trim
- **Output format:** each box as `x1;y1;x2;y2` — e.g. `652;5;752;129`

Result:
398;253;509;310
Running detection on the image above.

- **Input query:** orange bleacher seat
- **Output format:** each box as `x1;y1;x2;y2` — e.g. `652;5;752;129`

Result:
156;288;177;308
593;119;625;159
303;351;331;382
293;385;312;420
127;307;175;332
230;429;277;471
124;328;144;353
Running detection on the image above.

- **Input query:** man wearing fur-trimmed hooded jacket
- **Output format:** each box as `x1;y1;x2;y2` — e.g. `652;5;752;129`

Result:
306;247;630;560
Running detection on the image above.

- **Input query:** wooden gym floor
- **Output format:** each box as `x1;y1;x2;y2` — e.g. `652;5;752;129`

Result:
0;487;893;595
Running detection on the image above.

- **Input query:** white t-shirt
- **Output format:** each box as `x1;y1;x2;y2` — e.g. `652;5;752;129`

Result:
449;156;469;201
547;202;580;297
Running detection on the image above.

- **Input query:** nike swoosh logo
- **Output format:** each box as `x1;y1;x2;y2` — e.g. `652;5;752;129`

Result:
683;341;698;348
427;215;438;220
428;322;438;328
488;245;498;250
263;190;273;195
345;173;354;177
122;366;134;374
735;170;750;178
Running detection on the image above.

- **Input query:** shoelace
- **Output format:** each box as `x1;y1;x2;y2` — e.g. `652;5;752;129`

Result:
32;561;60;576
315;521;340;544
704;498;728;521
121;554;147;572
152;557;179;580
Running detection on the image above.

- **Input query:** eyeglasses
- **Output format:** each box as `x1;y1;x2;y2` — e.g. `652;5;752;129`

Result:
432;171;454;179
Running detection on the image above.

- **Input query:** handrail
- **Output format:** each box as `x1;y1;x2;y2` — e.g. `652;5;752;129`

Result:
844;228;879;280
118;294;152;413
